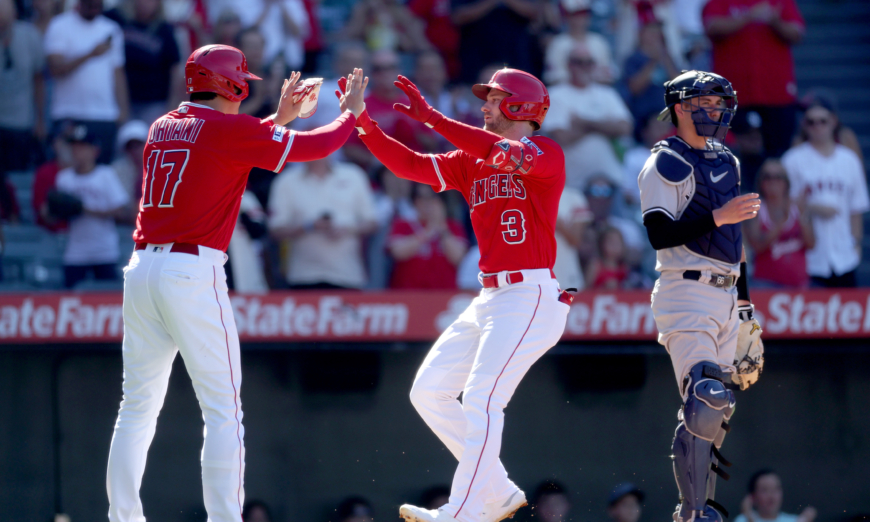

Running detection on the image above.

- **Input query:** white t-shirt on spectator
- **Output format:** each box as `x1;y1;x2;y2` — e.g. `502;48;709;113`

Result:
268;161;377;288
542;83;633;191
545;32;616;85
212;0;309;67
622;145;652;205
553;187;592;291
56;165;130;265
782;142;870;277
44;11;125;121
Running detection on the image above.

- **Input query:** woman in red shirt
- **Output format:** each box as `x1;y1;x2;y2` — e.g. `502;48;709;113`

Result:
745;158;815;288
388;183;468;289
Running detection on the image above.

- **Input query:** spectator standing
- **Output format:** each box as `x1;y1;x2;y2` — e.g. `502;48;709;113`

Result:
782;101;869;288
0;0;46;173
227;190;269;293
237;27;284;119
620;19;680;124
33;121;73;231
544;0;616;85
388;184;468;289
106;0;183;125
54;124;130;288
451;0;537;84
533;481;571;522
369;166;417;289
268;156;378;289
621;112;673;206
300;0;324;73
31;0;61;35
542;42;633;191
345;0;430;54
211;9;242;47
613;0;684;70
213;0;309;70
44;0;129;165
111;119;149;201
793;92;864;164
606;483;644;522
735;470;817;522
553;185;592;291
744;159;814;288
703;0;804;157
408;0;460;79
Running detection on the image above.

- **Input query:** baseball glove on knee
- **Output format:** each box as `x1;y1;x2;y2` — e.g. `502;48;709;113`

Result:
733;305;764;390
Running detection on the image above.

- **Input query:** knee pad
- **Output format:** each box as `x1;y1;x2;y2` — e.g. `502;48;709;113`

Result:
682;363;735;441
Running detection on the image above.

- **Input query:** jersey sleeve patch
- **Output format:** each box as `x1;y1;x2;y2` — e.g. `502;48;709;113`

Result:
272;125;287;142
654;149;694;185
520;136;544;156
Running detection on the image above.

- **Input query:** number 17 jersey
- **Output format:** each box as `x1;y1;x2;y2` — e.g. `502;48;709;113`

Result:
430;136;565;274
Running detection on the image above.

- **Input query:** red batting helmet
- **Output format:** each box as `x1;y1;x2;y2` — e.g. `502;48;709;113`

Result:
472;68;550;130
185;45;261;103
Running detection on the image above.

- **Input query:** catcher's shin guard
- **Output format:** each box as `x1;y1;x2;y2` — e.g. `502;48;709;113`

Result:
672;363;736;521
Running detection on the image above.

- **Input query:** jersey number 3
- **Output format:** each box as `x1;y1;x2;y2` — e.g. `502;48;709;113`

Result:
143;149;190;208
501;209;526;244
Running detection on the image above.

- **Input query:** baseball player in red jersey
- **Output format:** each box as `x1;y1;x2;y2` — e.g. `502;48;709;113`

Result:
348;69;571;522
105;45;368;522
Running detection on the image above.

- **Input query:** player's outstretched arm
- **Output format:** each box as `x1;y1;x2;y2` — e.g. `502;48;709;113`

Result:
266;71;303;126
392;75;502;160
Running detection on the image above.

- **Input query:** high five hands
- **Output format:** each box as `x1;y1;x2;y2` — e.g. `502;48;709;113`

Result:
334;68;369;118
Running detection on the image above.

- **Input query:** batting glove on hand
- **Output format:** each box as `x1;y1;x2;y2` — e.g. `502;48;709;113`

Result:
392;76;444;128
733;304;764;390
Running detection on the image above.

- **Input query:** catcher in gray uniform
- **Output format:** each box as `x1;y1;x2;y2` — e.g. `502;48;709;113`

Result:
638;71;765;522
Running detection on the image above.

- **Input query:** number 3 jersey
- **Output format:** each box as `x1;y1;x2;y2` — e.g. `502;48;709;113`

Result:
133;102;357;251
355;110;565;274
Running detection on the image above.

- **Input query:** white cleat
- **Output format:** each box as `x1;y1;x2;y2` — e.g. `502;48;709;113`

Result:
482;491;528;522
399;504;455;522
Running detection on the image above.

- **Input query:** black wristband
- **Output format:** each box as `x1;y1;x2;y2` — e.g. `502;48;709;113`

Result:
737;261;750;301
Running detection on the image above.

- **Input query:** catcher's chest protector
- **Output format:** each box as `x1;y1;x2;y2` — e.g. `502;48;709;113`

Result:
662;137;743;264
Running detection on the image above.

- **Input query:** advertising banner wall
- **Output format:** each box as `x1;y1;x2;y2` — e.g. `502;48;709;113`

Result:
1;289;868;343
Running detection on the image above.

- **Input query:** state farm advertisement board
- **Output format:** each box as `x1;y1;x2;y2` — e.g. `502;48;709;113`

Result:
1;289;869;344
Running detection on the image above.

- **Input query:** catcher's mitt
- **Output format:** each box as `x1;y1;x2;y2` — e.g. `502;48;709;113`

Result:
732;305;764;390
46;189;84;220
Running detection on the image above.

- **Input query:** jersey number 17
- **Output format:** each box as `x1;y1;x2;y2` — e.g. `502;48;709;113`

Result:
143;149;190;208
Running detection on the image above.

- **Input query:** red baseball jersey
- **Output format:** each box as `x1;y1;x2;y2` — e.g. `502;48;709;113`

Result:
134;102;355;251
357;112;565;274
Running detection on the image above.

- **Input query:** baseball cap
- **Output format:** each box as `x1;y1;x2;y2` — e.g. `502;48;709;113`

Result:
607;483;644;507
116;120;150;149
66;123;101;147
561;0;592;14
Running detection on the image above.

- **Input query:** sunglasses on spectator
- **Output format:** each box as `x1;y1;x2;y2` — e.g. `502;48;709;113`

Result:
568;58;595;68
586;184;614;198
372;63;399;72
805;117;830;126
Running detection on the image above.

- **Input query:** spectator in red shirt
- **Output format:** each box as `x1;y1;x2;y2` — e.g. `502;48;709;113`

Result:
388;183;468;289
744;158;814;288
408;0;460;79
703;0;804;157
33;123;74;231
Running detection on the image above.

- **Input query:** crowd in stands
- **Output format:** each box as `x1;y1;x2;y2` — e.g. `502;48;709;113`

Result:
0;0;866;291
238;470;821;522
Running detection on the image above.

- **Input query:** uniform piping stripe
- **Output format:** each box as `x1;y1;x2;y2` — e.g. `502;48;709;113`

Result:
642;207;675;220
429;155;446;192
212;266;243;518
454;285;542;519
274;131;295;172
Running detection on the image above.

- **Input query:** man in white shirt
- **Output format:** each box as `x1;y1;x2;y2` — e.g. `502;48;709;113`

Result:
553;186;593;291
782;103;870;287
44;0;129;165
54;124;130;288
541;42;633;191
734;470;816;522
268;156;378;289
545;0;617;85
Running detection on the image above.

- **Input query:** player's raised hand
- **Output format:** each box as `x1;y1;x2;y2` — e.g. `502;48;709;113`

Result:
393;75;436;123
713;193;761;226
273;71;303;126
336;68;369;117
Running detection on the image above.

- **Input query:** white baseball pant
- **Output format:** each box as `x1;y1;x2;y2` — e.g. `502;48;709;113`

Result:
107;244;245;522
409;269;569;522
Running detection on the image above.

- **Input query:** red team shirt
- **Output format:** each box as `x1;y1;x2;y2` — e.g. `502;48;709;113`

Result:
134;102;356;251
357;113;565;274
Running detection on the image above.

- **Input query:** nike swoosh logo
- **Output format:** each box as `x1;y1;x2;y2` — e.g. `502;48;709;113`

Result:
710;170;728;183
710;389;724;394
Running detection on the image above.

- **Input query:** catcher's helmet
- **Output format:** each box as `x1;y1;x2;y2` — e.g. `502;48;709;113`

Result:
658;70;737;142
472;68;550;130
185;45;261;103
